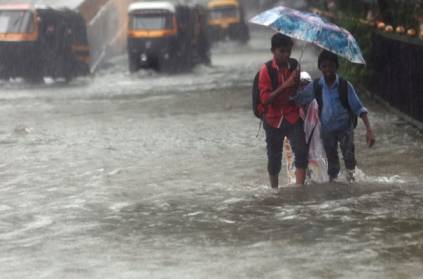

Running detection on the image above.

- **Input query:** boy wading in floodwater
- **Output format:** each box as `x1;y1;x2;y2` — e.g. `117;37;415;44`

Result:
258;33;308;188
294;50;376;182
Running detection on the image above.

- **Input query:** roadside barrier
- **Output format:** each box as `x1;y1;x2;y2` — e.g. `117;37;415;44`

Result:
77;0;131;72
372;30;423;124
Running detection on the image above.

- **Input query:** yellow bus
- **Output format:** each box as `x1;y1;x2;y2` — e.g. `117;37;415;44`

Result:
0;4;90;82
127;1;210;72
207;0;249;43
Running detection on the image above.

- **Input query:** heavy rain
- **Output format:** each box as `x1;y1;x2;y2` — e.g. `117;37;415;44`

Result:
0;0;423;278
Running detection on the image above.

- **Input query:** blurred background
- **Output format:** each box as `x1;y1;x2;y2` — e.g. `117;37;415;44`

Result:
0;1;422;278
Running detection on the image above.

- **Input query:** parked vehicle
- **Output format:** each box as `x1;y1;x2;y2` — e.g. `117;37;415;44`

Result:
127;1;210;72
0;4;90;82
207;0;249;43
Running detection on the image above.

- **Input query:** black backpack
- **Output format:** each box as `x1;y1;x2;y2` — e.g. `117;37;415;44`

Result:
313;77;358;128
252;59;298;119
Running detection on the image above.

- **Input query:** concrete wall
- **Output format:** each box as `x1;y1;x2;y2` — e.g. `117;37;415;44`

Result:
80;0;132;71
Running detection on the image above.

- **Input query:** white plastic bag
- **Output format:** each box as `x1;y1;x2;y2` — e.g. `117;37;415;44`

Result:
304;99;329;183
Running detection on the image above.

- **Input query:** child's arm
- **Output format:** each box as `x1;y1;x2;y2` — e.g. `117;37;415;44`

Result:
265;69;300;105
346;82;375;147
360;112;375;147
290;82;314;105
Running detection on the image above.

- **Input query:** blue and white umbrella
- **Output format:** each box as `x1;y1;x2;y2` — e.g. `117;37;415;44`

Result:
250;6;366;64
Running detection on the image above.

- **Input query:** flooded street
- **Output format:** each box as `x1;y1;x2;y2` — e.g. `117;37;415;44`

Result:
1;31;423;278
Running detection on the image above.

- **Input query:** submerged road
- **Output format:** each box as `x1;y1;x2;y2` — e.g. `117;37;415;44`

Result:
0;30;423;278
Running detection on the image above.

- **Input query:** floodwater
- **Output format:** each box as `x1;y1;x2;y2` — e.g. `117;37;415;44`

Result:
0;31;423;279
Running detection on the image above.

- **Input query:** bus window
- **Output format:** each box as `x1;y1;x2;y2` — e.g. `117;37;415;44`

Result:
130;13;173;30
0;10;34;33
209;6;238;20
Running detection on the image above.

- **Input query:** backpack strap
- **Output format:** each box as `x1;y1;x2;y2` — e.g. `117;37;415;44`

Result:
265;60;278;91
338;77;358;128
338;78;349;110
313;78;323;116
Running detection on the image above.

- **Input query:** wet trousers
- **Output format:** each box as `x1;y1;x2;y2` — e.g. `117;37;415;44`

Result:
321;127;356;179
264;119;308;176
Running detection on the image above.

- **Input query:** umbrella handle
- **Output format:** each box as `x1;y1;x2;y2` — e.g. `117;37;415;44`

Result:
298;41;307;66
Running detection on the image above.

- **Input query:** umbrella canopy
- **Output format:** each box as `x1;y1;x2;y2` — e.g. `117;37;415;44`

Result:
250;6;366;64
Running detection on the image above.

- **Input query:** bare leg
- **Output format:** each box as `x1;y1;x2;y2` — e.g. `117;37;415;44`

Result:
296;168;306;186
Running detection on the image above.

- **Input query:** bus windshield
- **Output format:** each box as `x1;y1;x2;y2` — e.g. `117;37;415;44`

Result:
209;6;238;19
0;10;34;33
130;13;173;30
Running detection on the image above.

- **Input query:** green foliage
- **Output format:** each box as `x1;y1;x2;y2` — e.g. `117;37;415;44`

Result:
335;0;371;18
336;0;420;28
392;1;419;27
331;0;423;90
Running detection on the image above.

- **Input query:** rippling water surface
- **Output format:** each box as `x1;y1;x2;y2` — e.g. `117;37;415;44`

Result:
0;31;422;278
